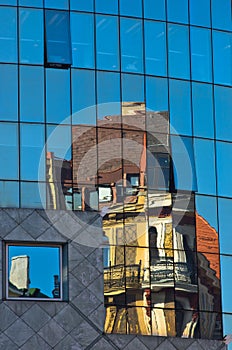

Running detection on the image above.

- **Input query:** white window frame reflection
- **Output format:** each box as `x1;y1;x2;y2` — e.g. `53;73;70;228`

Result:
5;243;63;301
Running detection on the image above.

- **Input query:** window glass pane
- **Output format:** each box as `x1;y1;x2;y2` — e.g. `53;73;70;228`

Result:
0;0;16;3
20;9;43;64
0;64;18;122
190;27;212;83
168;24;190;79
216;141;232;198
192;82;214;139
215;86;232;142
46;69;70;124
120;0;142;17
146;76;168;113
21;182;46;208
213;31;232;86
218;198;232;255
194;139;216;195
167;0;188;24
0;181;19;208
144;20;166;76
72;69;96;125
70;0;93;11
0;123;18;180
223;314;232;350
144;0;166;20
45;10;72;67
196;195;218;233
212;0;232;31
20;124;45;181
120;18;143;74
20;66;44;123
171;135;197;191
169;79;192;136
47;125;71;161
189;0;210;27
221;255;232;313
122;74;144;103
95;0;118;14
7;245;61;299
19;0;43;6
97;71;120;120
71;12;94;68
96;15;119;71
45;0;68;9
0;7;17;63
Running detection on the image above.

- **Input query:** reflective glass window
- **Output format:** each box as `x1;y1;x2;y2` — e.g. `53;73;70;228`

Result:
96;15;119;71
212;0;232;31
171;136;197;191
196;195;218;233
190;27;212;83
21;182;46;209
218;198;232;255
45;10;72;67
72;69;96;125
0;181;19;208
216;141;232;198
45;0;68;9
47;125;71;161
122;74;144;103
97;71;120;120
169;79;192;136
20;66;44;123
192;82;214;139
221;255;232;313
46;69;70;124
215;86;232;142
120;18;143;74
19;9;43;64
167;0;188;24
19;0;43;6
70;0;93;11
189;0;210;27
168;24;190;79
0;123;18;180
0;64;18;122
20;124;45;181
213;31;232;86
143;0;166;20
95;0;118;14
144;20;166;76
120;0;142;18
71;12;94;69
194;139;216;195
146;76;168;113
0;7;17;63
0;0;16;3
223;314;232;350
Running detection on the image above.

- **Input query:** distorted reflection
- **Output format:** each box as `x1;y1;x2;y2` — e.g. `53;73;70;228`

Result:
7;245;61;299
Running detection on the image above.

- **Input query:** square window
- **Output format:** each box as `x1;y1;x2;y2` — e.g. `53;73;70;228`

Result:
5;243;67;300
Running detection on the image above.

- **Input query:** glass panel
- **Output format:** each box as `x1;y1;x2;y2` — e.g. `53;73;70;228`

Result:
72;69;96;125
143;0;166;21
190;27;212;83
168;24;190;79
120;0;142;18
0;7;17;63
0;181;19;208
169;79;192;136
167;0;188;24
20;66;44;123
194;139;216;195
71;12;94;69
196;195;218;246
223;314;232;350
221;255;232;313
95;0;118;14
192;82;214;139
19;0;43;6
21;182;46;208
96;15;119;71
218;198;232;255
199;312;222;340
189;0;210;27
7;245;61;299
212;0;232;31
45;0;68;9
213;31;232;86
19;9;43;64
70;0;93;11
0;0;16;3
122;74;144;104
46;69;70;124
104;306;127;333
0;64;18;122
215;86;232;142
146;76;168;114
20;124;45;181
171;136;197;191
45;10;72;67
144;20;166;76
120;18;143;74
0;123;18;180
216;141;232;198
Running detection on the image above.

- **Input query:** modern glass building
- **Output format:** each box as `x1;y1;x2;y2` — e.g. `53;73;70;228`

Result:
0;0;231;349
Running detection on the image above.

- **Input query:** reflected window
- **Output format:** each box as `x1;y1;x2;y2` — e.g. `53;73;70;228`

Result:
45;10;72;68
6;244;64;300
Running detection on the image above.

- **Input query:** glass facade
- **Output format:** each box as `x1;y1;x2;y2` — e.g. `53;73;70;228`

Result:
0;0;231;343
